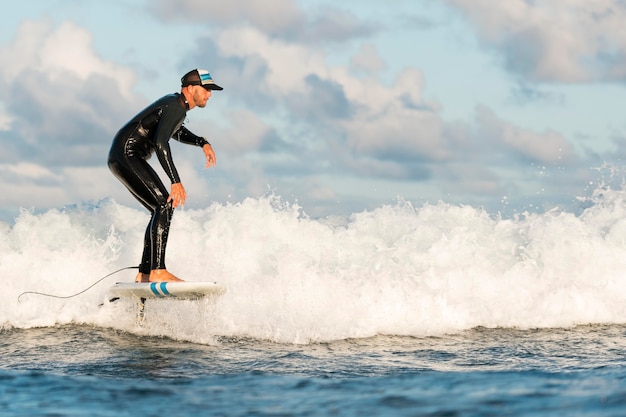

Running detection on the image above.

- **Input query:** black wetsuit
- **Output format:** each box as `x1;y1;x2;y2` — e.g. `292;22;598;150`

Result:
108;93;208;274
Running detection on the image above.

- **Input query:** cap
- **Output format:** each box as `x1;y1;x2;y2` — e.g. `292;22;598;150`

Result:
181;69;223;91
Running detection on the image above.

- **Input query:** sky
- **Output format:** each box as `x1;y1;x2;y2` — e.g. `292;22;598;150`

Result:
1;0;626;222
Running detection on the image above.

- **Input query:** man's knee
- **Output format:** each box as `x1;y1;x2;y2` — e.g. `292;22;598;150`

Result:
155;199;174;217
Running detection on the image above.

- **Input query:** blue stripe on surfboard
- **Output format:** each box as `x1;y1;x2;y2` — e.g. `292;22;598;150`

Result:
159;282;174;297
147;282;175;297
150;282;163;297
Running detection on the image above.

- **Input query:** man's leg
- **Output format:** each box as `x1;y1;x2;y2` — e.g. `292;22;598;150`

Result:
109;156;183;282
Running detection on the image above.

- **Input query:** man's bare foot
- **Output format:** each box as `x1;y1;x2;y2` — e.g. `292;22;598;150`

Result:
134;272;150;283
149;269;184;282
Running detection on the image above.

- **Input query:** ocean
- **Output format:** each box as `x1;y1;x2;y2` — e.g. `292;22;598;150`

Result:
2;190;626;416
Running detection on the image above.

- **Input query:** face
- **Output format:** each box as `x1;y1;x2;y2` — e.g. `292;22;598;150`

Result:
191;85;211;108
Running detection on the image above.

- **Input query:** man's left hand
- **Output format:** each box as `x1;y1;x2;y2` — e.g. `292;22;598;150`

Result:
203;143;216;168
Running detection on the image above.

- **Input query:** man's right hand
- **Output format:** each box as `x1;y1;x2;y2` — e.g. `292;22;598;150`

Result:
168;182;187;208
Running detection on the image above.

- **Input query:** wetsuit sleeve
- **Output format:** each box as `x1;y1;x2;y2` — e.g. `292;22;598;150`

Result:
152;104;186;184
173;126;210;147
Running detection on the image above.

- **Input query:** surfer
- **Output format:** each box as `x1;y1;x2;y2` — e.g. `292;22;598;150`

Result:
108;69;222;283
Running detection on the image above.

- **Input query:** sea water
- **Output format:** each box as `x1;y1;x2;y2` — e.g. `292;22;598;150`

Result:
2;189;626;416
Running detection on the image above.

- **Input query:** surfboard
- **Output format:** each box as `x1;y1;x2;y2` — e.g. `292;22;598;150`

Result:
109;281;226;301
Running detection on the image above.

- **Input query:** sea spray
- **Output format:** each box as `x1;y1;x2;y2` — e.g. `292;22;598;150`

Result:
2;190;626;343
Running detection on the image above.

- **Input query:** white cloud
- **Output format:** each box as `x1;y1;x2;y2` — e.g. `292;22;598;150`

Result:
0;162;145;212
0;19;142;162
209;109;278;154
151;0;302;33
0;162;64;207
444;0;626;82
435;163;503;196
216;26;329;95
207;19;589;191
213;26;446;162
0;3;611;222
0;18;148;216
150;0;375;43
331;66;448;163
476;105;578;165
342;97;446;160
0;162;60;181
349;43;386;74
0;19;135;94
0;102;13;131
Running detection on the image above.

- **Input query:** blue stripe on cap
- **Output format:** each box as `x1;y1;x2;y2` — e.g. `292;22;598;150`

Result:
198;69;215;84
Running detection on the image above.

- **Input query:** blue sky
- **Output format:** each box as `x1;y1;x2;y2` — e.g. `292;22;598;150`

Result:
1;0;626;221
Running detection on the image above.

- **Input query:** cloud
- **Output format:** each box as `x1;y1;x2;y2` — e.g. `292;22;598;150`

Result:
150;0;377;43
0;19;142;167
289;75;353;120
0;103;14;131
0;162;60;183
435;163;503;196
443;0;626;82
302;6;378;43
150;0;303;34
0;5;607;222
475;105;578;165
349;43;387;75
0;18;153;217
0;19;136;93
186;17;590;197
214;109;283;153
340;68;446;161
0;161;63;207
214;26;329;97
508;82;565;106
202;25;449;180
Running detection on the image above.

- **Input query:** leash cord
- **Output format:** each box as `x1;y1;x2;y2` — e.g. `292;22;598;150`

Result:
17;266;139;303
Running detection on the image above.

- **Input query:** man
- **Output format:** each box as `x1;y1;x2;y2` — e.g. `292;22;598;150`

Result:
108;69;222;283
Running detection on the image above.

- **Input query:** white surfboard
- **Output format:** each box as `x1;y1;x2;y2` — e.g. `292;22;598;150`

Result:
109;281;226;300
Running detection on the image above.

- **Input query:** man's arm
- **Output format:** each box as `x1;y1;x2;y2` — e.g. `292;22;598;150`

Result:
174;126;217;168
152;105;186;184
173;125;209;147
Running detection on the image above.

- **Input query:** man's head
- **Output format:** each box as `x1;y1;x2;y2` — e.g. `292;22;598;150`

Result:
181;69;223;109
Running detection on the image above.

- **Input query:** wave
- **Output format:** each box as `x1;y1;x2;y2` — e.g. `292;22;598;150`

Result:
2;188;626;344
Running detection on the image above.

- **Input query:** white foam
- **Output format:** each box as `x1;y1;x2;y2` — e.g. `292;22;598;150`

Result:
3;189;626;343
